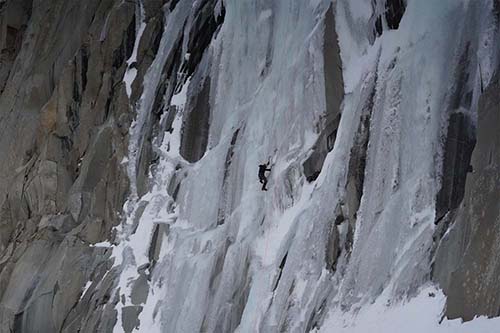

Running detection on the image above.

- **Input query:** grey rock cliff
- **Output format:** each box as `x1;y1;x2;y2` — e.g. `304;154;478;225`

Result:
0;0;152;331
433;72;500;321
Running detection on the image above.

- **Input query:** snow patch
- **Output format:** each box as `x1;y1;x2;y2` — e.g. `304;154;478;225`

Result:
320;287;500;333
123;2;147;98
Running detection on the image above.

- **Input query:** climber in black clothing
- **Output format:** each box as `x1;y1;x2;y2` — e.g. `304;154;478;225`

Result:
258;162;272;191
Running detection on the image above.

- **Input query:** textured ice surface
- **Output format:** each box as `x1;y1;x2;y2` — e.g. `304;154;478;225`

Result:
333;0;499;317
109;0;500;331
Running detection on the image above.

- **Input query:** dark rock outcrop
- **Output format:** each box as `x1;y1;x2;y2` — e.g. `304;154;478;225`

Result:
435;112;476;222
180;75;212;163
303;5;343;182
385;0;406;30
178;0;225;163
433;73;500;321
371;0;407;40
0;0;32;93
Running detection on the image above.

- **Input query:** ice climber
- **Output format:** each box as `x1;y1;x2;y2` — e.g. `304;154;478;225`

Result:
258;162;272;191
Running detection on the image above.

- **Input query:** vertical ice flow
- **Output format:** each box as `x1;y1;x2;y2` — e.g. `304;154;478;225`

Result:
108;0;500;331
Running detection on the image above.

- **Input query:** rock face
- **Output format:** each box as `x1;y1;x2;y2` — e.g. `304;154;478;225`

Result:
370;0;407;41
433;73;500;321
0;0;156;331
0;0;31;93
302;4;344;182
0;0;499;332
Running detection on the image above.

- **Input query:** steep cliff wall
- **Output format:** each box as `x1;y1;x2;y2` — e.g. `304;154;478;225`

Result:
0;0;151;331
0;0;499;332
433;72;500;321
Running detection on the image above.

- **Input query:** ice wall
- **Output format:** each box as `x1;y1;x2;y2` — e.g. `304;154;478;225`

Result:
106;0;500;332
